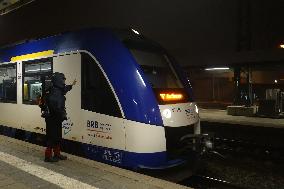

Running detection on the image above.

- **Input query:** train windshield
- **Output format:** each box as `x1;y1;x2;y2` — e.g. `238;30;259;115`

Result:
130;49;183;89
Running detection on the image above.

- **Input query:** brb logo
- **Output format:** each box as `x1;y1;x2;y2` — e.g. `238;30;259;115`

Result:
86;120;112;140
62;117;74;135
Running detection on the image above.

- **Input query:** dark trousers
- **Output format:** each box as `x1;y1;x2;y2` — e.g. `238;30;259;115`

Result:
45;116;62;158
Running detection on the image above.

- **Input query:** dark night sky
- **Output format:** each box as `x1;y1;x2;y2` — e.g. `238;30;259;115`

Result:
0;0;284;66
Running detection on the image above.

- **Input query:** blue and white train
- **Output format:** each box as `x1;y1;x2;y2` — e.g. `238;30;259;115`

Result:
0;28;211;169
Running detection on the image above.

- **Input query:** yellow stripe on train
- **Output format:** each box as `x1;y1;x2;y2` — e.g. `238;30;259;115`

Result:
11;50;54;62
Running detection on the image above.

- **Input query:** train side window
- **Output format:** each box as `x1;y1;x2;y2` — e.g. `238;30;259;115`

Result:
0;63;17;103
22;58;52;105
81;52;122;117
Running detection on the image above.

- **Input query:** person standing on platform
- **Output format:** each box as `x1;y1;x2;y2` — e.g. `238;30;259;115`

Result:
44;72;76;162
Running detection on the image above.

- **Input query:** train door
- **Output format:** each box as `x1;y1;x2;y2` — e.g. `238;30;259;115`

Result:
53;52;81;142
79;51;126;165
20;58;52;133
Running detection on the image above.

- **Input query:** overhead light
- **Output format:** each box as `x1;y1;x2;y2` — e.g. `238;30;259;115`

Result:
280;44;284;48
205;67;229;71
0;0;36;15
26;68;51;72
131;29;140;35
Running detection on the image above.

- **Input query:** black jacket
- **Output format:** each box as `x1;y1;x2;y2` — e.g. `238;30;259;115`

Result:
47;85;72;121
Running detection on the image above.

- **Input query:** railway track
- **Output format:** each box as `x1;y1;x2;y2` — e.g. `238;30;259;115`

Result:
213;137;284;161
180;175;247;189
201;122;284;161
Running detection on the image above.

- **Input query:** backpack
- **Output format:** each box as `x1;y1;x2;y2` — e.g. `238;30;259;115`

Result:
38;90;51;118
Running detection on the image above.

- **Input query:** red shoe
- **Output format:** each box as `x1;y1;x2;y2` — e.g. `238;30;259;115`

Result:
44;147;57;162
53;145;67;160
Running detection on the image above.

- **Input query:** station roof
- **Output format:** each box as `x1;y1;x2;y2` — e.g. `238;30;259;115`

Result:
0;0;283;67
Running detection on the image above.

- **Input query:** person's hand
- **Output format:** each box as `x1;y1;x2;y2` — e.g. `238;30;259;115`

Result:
72;79;77;86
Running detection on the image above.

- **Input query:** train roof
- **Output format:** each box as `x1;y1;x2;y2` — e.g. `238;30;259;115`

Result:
0;28;165;63
0;27;167;126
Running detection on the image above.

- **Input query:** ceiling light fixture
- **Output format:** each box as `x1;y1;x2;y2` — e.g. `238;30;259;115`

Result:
0;0;36;15
205;67;230;71
131;29;140;35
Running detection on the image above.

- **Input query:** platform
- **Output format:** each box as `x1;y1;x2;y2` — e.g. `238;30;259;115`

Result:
199;108;284;128
0;135;190;189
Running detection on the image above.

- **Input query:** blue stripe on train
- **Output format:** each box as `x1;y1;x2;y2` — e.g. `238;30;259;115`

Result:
80;143;185;169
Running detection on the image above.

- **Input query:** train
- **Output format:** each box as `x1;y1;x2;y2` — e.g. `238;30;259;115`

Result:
0;28;212;169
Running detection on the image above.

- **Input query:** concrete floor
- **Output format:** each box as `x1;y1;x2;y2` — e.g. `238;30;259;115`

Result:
0;135;190;189
200;109;284;128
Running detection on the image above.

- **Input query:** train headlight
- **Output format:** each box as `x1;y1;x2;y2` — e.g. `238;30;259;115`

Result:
195;104;199;114
162;109;172;119
205;140;213;149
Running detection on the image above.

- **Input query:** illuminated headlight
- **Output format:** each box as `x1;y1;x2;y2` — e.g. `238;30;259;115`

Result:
205;140;213;149
195;104;199;114
162;109;172;119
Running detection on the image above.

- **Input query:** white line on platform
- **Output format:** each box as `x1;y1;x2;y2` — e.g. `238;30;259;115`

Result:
0;152;99;189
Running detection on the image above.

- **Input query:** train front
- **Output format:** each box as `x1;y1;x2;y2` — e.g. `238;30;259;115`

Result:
121;31;213;169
